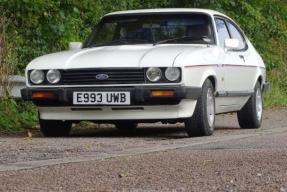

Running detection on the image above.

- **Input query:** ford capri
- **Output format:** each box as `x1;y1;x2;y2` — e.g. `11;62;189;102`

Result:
21;9;268;137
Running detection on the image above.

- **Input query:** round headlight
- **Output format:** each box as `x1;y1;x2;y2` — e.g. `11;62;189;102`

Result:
46;69;61;84
165;67;180;82
30;70;44;84
146;67;162;82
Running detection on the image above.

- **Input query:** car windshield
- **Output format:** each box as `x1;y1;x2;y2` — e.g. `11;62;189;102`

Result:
84;13;215;48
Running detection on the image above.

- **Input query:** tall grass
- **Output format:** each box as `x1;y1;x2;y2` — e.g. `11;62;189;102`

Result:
0;16;37;131
0;16;12;97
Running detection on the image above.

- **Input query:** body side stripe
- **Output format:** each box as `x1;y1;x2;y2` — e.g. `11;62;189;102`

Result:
185;64;264;68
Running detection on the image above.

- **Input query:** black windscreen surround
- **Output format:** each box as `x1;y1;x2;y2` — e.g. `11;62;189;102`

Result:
84;13;215;48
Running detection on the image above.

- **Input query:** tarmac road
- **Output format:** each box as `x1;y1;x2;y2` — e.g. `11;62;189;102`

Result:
0;108;287;192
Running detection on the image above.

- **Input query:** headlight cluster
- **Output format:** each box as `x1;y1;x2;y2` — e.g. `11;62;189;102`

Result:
146;67;181;83
29;69;61;85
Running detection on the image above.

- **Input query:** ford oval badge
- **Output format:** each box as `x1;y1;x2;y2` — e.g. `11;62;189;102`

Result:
96;74;109;80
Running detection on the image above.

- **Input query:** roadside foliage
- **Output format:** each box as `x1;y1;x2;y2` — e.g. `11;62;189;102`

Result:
0;0;286;130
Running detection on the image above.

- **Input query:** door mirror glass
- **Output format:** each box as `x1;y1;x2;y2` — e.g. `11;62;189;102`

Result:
69;42;82;51
224;39;240;50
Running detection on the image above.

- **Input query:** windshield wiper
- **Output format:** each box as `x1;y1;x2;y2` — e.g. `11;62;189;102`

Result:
88;39;128;48
154;36;210;45
89;38;151;48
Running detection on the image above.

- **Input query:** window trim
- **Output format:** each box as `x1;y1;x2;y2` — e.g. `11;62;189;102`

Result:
214;15;249;52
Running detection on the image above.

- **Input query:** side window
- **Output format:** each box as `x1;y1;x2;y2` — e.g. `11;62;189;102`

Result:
215;19;230;47
226;21;246;50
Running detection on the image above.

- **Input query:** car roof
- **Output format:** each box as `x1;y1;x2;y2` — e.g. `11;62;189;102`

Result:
105;8;227;17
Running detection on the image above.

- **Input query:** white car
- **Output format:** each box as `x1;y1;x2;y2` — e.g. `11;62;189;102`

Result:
21;9;268;137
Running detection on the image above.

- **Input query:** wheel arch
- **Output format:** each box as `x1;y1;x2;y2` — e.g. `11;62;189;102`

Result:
207;76;216;90
200;70;218;91
254;71;265;90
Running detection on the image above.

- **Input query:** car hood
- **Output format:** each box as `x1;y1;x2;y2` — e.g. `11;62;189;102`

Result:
27;44;215;70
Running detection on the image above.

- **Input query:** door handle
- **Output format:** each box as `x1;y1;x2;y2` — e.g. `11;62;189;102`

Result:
239;55;245;62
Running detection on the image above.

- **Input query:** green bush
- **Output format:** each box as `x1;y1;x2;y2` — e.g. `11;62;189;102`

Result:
0;0;286;130
0;98;37;130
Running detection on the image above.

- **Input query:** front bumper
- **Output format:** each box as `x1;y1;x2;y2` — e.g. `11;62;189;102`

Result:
38;100;198;121
21;86;202;107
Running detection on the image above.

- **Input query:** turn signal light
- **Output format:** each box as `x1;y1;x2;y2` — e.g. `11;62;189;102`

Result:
150;90;176;97
31;91;55;99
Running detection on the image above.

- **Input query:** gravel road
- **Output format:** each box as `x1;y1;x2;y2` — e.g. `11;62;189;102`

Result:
0;108;287;191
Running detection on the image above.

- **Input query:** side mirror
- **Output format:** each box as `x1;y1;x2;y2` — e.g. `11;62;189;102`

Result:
69;42;82;51
224;39;240;50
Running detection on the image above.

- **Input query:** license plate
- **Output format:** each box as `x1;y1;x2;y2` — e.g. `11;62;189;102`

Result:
73;92;130;105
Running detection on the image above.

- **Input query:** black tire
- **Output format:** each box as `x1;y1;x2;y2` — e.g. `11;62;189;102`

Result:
115;121;137;131
237;82;262;129
39;119;72;137
185;79;215;137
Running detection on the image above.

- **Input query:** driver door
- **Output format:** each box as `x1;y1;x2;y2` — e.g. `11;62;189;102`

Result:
215;18;246;110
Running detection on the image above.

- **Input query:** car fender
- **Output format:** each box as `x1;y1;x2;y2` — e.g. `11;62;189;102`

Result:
182;66;218;91
252;67;265;90
199;69;218;90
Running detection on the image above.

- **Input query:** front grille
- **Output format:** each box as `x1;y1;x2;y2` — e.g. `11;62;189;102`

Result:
61;68;145;85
